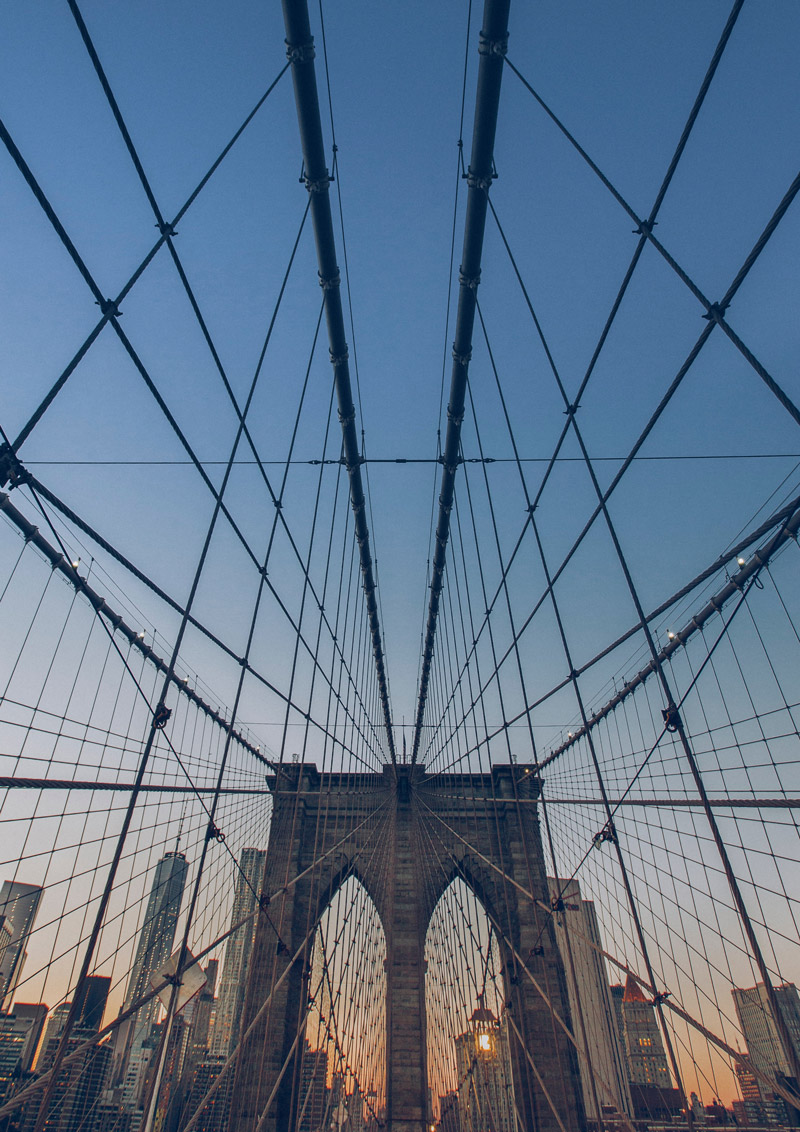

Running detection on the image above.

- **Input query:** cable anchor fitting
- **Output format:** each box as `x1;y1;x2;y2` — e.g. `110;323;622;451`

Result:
330;348;349;367
465;168;494;192
633;219;656;236
318;269;340;290
452;345;472;367
259;893;270;911
458;267;481;291
661;705;681;733
652;990;671;1006
158;221;177;237
97;297;121;318
304;173;331;194
0;445;26;489
153;704;171;730
593;821;618;847
702;300;730;324
285;38;315;64
478;31;509;57
205;821;225;844
550;896;565;913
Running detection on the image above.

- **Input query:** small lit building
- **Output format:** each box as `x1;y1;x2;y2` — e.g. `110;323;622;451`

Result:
454;997;515;1132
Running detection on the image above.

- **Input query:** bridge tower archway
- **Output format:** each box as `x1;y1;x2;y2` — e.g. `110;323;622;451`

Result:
230;762;584;1132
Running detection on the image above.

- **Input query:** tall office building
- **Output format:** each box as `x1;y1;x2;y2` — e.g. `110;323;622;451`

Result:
211;847;265;1057
122;852;189;1015
0;882;44;1010
23;982;112;1132
548;877;634;1121
454;998;515;1132
610;976;671;1089
733;982;800;1124
114;850;188;1111
0;1004;48;1103
733;983;800;1083
297;1041;329;1132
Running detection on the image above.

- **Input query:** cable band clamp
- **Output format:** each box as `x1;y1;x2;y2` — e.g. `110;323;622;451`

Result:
459;268;481;291
593;821;618;847
319;269;340;290
702;300;729;324
286;39;315;64
478;31;508;57
466;169;493;192
304;173;330;194
205;822;225;843
153;704;171;730
661;705;681;733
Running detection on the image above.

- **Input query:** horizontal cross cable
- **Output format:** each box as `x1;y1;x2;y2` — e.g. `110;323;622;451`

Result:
2;479;385;765
0;777;268;793
414;791;800;809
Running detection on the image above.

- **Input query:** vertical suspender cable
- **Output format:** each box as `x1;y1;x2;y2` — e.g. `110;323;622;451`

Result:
412;0;511;764
281;0;396;771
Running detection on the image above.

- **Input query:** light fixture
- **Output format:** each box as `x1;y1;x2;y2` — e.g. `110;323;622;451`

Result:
667;631;676;640
137;631;145;639
737;556;746;567
71;558;80;569
567;731;573;739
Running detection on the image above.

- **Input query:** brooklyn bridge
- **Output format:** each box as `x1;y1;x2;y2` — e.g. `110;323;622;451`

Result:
0;1;799;1131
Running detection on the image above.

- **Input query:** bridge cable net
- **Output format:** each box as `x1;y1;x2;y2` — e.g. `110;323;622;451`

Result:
0;0;799;1130
412;0;800;1128
0;0;393;1127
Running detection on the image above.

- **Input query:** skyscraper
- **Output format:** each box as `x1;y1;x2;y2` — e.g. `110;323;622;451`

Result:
0;1004;48;1103
113;850;188;1111
548;877;633;1121
297;1041;328;1132
454;998;515;1132
733;982;800;1124
122;852;189;1016
23;983;112;1132
610;976;671;1090
211;847;265;1058
0;882;44;1010
733;983;800;1083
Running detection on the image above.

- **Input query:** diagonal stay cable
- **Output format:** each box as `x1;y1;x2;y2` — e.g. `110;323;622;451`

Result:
503;0;800;431
0;63;289;460
419;183;800;773
4;460;384;768
281;0;395;767
65;0;368;631
423;490;800;775
412;0;511;764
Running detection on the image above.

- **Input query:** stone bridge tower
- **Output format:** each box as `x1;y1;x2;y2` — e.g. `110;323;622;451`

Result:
230;763;584;1132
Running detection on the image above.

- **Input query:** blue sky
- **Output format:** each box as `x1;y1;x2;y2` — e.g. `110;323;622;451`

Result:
2;2;800;1099
2;0;799;749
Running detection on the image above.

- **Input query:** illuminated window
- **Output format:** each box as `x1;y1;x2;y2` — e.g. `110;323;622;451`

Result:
478;1033;491;1052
